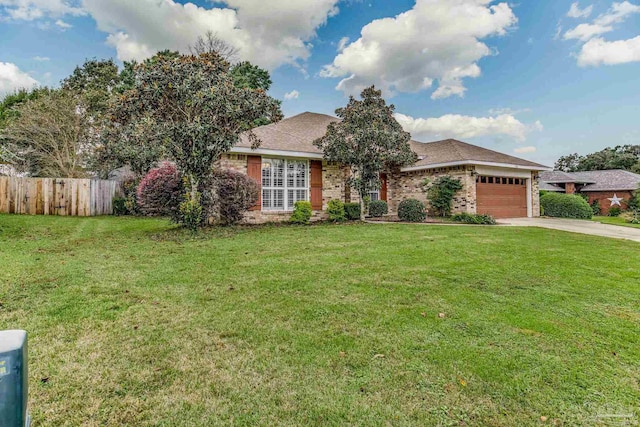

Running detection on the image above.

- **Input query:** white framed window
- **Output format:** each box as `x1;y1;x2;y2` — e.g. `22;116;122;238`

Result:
368;178;380;201
262;158;308;211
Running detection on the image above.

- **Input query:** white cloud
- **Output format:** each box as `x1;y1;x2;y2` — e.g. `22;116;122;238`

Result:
81;0;339;70
320;0;517;99
284;89;300;100
55;18;70;28
0;0;84;20
567;2;593;19
564;1;640;66
564;1;640;41
488;107;531;115
563;23;612;41
32;55;50;61
0;62;39;98
337;36;349;53
514;146;537;154
394;112;542;142
577;35;640;66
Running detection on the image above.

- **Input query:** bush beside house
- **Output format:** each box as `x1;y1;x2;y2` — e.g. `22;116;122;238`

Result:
540;193;592;219
451;213;497;225
398;199;427;222
344;203;361;221
327;200;346;222
369;200;388;218
290;201;312;224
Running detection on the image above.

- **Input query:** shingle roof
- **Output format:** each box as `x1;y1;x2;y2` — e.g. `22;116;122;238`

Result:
235;112;336;154
540;169;640;192
408;139;548;169
539;182;565;192
233;112;550;170
539;170;589;184
573;170;640;192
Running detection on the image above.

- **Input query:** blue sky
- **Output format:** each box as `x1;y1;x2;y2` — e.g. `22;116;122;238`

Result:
1;0;639;166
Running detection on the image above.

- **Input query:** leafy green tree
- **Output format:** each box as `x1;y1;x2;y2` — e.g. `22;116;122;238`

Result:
231;62;272;90
102;52;282;227
555;145;640;172
62;58;121;117
314;86;417;220
554;153;581;172
0;87;50;129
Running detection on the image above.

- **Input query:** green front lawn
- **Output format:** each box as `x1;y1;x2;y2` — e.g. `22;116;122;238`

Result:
593;215;640;229
1;215;639;426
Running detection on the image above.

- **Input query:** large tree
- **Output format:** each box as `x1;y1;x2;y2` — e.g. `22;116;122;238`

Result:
102;52;282;225
314;86;417;220
62;58;121;117
0;90;93;177
555;145;640;173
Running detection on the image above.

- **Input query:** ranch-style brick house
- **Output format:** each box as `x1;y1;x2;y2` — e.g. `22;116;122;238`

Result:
540;169;640;215
217;112;551;223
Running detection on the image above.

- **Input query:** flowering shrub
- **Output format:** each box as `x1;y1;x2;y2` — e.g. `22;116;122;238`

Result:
137;162;183;217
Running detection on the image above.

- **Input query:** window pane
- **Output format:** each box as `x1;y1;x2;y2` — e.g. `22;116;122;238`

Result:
273;160;284;187
262;161;271;187
287;162;295;187
274;189;284;209
262;189;272;209
296;162;306;187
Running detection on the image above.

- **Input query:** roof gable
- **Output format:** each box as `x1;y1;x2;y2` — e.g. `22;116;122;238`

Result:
409;139;548;170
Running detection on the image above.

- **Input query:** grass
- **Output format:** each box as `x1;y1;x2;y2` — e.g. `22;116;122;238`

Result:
593;215;640;229
1;215;639;426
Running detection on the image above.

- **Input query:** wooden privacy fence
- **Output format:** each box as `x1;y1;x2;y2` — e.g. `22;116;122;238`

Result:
0;177;122;216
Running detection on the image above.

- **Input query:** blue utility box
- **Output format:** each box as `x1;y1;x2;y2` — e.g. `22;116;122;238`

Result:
0;330;29;427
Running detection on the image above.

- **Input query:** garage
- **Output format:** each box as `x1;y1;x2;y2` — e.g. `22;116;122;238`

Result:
476;176;528;218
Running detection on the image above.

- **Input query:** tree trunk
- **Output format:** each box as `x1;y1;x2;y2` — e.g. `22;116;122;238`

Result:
360;190;366;221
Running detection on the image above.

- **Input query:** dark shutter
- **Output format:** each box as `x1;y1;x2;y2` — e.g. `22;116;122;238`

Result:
247;156;262;211
310;160;323;210
380;173;388;202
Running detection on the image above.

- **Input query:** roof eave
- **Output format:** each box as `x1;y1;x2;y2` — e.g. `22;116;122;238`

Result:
401;160;552;173
229;146;324;159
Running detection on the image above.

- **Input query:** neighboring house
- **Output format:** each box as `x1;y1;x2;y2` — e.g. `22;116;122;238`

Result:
217;112;550;223
540;169;640;214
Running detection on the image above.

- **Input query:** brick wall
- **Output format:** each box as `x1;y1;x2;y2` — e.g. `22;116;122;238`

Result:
388;166;477;216
585;191;633;215
216;155;348;224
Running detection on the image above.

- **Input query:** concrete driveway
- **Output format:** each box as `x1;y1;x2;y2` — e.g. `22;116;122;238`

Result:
499;217;640;242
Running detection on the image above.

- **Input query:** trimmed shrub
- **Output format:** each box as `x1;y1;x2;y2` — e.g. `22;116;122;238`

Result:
608;206;622;217
290;201;312;224
137;162;183;217
540;193;592;219
590;199;601;216
451;212;496;225
327;199;346;222
212;169;259;225
398;199;427;222
369;200;388;218
344;202;361;220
